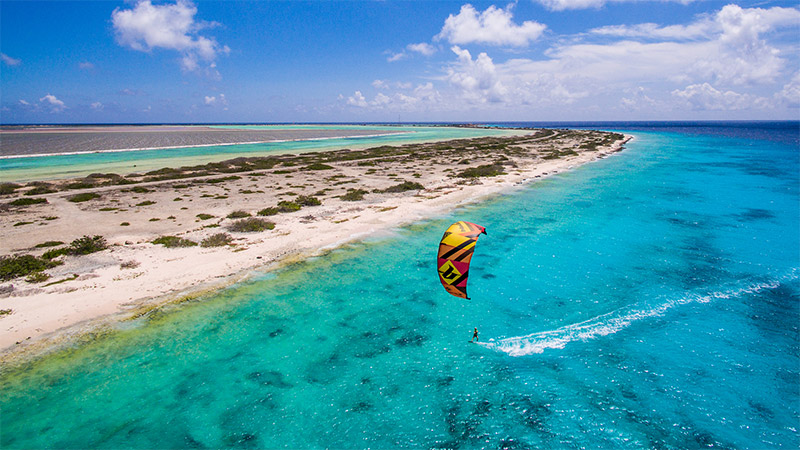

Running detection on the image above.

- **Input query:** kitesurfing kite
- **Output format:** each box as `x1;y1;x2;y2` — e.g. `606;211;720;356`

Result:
437;221;487;299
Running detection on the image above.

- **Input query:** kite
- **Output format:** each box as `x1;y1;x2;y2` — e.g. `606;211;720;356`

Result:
437;221;487;299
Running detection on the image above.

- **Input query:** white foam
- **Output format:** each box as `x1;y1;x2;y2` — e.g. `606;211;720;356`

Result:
483;269;798;357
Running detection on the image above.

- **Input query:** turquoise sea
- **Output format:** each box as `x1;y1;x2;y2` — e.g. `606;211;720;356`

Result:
1;122;798;449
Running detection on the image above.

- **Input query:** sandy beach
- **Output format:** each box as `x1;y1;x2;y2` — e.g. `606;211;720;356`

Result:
0;128;629;365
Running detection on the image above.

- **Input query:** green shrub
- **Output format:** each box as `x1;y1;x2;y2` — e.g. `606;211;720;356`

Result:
42;247;69;260
0;255;58;281
152;236;198;248
9;197;47;206
383;181;424;193
296;195;322;206
305;163;334;171
68;193;100;203
65;181;95;190
130;186;152;193
340;189;368;201
34;241;64;248
14;221;33;227
25;271;50;283
135;200;156;206
196;213;215;220
201;233;234;247
227;210;251;219
257;207;279;216
455;164;505;178
204;176;241;184
25;186;57;196
277;201;301;212
0;183;21;195
228;218;275;232
68;235;107;255
120;222;130;226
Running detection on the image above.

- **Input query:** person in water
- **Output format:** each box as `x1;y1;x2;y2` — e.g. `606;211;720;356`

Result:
471;327;479;342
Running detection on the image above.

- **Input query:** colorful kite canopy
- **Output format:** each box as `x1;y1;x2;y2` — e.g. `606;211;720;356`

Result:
437;221;487;299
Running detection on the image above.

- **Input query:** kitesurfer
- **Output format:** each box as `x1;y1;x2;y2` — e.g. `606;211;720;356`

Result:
471;327;479;342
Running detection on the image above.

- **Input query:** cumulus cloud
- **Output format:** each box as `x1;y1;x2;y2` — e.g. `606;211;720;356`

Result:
39;94;66;112
436;4;546;47
79;61;95;70
91;102;104;110
111;0;229;72
1;53;21;66
348;3;797;116
204;93;227;106
407;43;436;56
347;91;368;107
18;99;30;106
671;83;768;110
446;46;507;103
776;72;800;108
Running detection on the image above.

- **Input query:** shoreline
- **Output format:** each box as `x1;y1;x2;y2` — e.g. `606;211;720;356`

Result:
0;129;631;369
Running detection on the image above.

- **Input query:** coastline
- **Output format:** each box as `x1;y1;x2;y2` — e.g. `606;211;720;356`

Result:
0;129;631;368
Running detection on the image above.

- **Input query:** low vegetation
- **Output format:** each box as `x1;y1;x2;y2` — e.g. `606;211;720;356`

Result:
201;233;234;247
383;181;424;193
8;197;47;206
34;241;64;248
152;236;198;248
226;210;251;219
296;195;322;206
68;192;101;203
0;183;21;195
68;235;107;255
228;218;275;232
340;189;368;201
0;254;61;281
455;164;505;178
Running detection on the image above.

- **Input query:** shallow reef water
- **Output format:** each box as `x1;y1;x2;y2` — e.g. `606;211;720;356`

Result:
1;123;798;449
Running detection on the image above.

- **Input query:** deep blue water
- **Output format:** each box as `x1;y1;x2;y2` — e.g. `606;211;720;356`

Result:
0;123;798;449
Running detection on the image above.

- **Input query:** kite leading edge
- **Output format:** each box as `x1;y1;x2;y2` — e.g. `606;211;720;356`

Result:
437;221;487;299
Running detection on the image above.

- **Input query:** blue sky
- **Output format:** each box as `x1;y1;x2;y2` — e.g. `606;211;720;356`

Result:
1;0;798;123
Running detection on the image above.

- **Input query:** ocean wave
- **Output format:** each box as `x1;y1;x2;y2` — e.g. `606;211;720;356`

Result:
480;269;798;357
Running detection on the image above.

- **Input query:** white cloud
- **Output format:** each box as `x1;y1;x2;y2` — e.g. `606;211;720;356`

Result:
346;3;797;117
204;93;227;106
18;99;30;106
1;53;21;66
534;0;695;12
776;72;800;108
436;4;546;47
387;52;406;63
591;21;711;40
91;102;104;110
671;83;768;110
407;42;436;56
79;61;95;70
446;46;507;103
111;0;229;72
347;91;368;107
39;94;66;112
